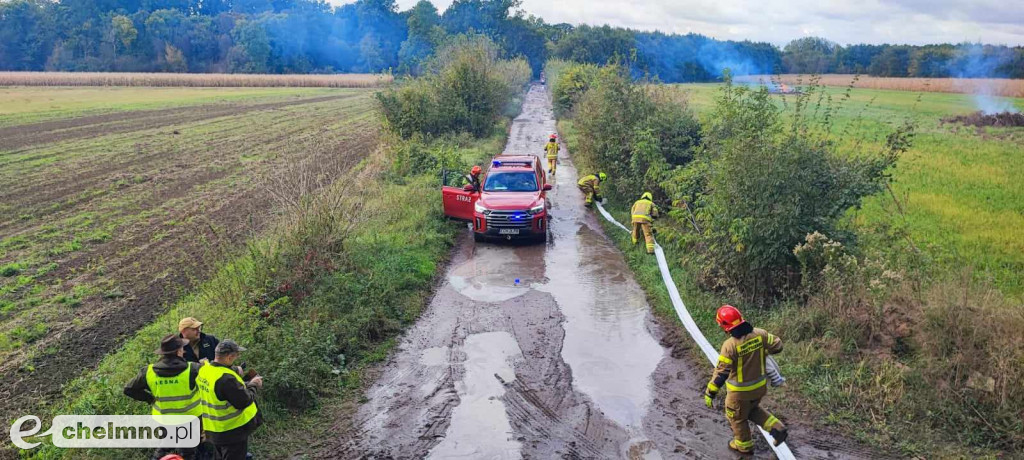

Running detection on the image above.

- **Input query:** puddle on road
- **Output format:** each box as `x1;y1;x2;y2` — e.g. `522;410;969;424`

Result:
537;156;666;454
427;331;523;460
419;346;449;366
447;244;545;302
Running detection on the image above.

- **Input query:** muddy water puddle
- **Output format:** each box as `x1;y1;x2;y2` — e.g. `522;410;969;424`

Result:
540;185;666;454
427;331;523;459
448;244;545;302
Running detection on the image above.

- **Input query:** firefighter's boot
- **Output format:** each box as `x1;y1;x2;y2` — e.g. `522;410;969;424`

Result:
728;439;754;454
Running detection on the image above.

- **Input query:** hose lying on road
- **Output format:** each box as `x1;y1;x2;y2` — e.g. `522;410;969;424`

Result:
595;202;797;460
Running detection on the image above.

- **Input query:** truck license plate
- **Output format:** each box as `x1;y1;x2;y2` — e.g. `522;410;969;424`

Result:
499;229;520;235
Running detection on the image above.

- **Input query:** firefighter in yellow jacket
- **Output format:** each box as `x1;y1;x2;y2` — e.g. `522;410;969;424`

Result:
704;305;789;454
631;192;658;254
577;172;606;207
544;133;560;175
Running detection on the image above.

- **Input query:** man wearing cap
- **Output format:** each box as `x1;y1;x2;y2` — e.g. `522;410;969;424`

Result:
197;339;263;460
124;335;202;460
178;317;219;364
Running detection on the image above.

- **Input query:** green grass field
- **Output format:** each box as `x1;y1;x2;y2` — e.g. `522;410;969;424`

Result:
674;84;1024;297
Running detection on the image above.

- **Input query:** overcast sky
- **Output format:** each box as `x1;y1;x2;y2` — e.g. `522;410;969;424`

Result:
336;0;1024;46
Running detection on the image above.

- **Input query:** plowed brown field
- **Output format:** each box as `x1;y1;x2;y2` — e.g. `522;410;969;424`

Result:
0;87;379;424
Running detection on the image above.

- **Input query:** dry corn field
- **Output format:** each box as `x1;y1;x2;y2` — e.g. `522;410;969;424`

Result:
740;74;1024;97
0;71;393;88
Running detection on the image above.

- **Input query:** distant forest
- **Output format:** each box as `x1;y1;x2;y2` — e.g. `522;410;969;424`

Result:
2;0;1023;80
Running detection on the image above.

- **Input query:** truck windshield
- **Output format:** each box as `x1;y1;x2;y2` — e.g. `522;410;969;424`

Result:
483;172;538;192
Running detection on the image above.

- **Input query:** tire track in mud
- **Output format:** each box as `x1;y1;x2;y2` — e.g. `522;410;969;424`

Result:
319;84;884;459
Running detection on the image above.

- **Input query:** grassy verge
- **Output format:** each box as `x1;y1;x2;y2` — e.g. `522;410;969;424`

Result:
559;119;1008;458
27;118;508;459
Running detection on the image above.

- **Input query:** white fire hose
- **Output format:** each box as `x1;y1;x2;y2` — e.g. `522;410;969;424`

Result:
595;202;796;459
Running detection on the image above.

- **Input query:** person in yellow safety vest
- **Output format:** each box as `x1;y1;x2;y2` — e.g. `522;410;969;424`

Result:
124;334;202;460
577;172;606;207
631;192;659;254
704;305;789;454
197;339;263;460
544;133;560;175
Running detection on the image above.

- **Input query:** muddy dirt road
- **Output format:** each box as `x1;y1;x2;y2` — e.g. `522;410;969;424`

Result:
323;85;876;459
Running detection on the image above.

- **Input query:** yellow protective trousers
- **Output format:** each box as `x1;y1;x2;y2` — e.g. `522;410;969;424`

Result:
724;393;785;452
578;184;596;205
632;222;654;254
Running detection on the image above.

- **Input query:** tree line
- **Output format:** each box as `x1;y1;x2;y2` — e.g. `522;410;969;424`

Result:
780;37;1024;79
1;0;1022;80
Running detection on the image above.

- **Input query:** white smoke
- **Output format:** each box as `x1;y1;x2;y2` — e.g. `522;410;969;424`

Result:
948;44;1019;115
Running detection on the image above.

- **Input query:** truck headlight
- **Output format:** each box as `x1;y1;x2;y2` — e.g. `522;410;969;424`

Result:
475;202;490;215
528;204;545;215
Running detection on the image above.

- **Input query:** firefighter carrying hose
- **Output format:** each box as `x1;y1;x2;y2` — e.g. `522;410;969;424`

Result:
544;133;560;175
631;192;658;254
704;305;789;454
577;172;606;207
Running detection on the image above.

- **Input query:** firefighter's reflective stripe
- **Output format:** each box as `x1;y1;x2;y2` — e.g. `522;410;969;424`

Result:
718;355;733;365
707;382;719;392
630;199;656;223
727;375;767;392
145;365;201;422
765;415;781;430
733;438;755;449
196;365;258;433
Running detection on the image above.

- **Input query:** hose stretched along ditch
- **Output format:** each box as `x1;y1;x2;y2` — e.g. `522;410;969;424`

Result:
595;202;797;459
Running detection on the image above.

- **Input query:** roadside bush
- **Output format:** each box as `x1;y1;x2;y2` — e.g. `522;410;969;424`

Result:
378;35;529;138
572;64;700;201
669;78;911;300
389;134;469;178
546;59;598;116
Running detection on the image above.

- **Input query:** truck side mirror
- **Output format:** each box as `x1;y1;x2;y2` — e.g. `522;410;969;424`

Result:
542;184;553;191
463;184;476;192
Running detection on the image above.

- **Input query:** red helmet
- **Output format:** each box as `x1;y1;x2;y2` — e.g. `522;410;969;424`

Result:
471;165;482;175
716;305;744;332
550;133;557;140
159;455;184;460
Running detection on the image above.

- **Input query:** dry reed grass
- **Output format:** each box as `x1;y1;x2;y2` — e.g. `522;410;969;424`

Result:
0;71;392;88
740;74;1024;98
